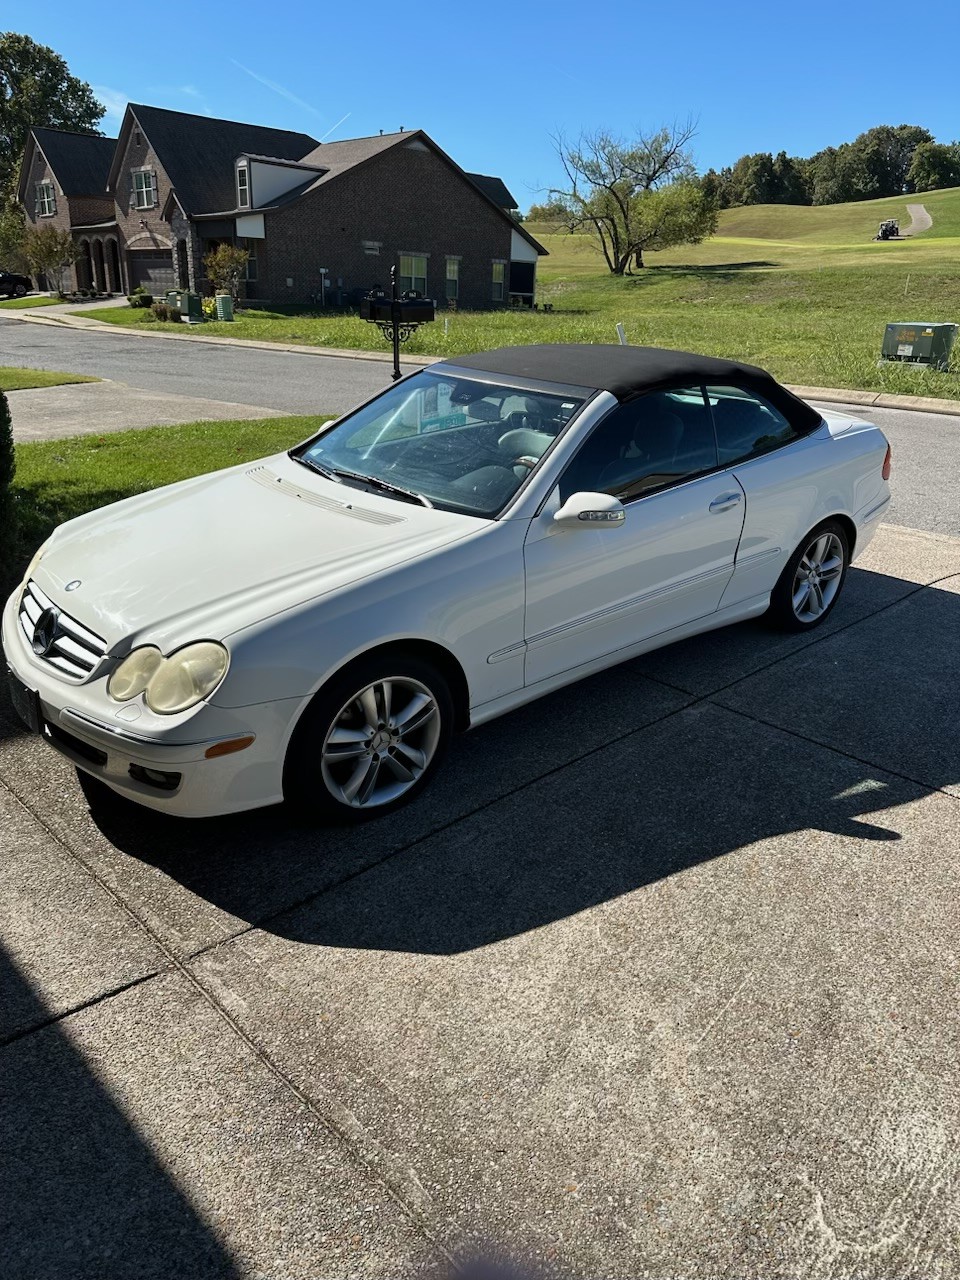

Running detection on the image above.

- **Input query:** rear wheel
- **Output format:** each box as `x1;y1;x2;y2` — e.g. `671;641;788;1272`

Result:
13;283;27;297
284;654;453;821
767;520;849;632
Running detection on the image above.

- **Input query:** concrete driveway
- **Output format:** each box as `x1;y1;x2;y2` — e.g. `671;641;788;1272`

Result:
2;520;960;1279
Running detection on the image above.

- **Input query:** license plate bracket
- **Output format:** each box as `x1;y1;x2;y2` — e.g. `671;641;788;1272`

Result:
6;668;41;735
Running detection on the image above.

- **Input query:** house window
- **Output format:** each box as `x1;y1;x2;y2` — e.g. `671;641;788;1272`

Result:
445;257;459;301
399;253;427;294
362;241;381;255
244;239;258;282
237;165;249;209
36;182;56;217
492;260;505;301
132;169;158;210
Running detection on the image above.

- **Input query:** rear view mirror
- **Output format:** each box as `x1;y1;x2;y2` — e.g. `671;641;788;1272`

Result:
553;492;626;529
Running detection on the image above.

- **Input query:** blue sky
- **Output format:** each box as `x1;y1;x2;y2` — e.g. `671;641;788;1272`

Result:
8;0;960;209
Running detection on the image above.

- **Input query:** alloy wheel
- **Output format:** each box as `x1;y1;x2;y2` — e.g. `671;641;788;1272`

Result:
792;531;844;622
320;676;441;809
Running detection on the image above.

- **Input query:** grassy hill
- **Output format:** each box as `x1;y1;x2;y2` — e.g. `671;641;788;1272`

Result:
515;187;960;397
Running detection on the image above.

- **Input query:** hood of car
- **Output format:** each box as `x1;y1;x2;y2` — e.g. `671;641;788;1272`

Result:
31;453;481;652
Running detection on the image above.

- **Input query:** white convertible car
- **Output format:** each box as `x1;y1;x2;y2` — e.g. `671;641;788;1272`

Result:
3;344;891;820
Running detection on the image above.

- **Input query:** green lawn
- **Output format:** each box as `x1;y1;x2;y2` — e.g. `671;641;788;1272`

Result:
75;186;960;400
0;295;60;309
0;367;100;391
11;415;328;575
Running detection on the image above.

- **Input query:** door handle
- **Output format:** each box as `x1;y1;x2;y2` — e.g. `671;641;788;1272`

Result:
708;493;742;513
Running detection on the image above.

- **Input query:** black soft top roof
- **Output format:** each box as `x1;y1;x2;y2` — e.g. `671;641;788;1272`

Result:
449;344;822;431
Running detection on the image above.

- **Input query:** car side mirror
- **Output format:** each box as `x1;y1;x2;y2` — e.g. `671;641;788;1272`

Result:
553;492;626;529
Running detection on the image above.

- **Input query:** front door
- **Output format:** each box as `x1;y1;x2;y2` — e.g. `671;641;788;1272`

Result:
523;387;746;687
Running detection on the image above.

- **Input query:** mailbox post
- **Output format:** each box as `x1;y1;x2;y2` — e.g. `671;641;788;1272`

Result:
360;265;435;381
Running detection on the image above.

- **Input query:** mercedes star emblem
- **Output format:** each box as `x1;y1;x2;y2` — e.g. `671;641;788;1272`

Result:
32;606;61;657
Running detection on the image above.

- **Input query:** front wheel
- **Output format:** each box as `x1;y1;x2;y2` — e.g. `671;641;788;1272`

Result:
284;655;453;822
767;521;850;632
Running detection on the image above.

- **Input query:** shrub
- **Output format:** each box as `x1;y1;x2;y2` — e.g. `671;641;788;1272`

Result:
150;301;180;322
0;389;16;588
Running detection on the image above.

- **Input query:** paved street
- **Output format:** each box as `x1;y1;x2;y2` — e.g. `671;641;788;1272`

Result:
0;312;402;416
3;312;958;535
2;521;960;1278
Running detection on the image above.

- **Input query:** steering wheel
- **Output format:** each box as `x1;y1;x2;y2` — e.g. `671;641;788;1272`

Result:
513;455;539;471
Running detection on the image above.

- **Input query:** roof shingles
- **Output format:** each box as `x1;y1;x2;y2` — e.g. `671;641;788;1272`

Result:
125;104;319;214
32;128;115;195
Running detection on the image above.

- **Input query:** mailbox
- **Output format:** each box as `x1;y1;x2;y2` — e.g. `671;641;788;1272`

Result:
360;271;436;380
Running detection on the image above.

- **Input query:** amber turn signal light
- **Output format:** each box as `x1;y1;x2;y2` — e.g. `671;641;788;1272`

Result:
204;735;255;759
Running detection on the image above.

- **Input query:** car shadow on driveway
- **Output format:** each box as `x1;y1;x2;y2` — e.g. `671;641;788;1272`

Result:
60;565;960;956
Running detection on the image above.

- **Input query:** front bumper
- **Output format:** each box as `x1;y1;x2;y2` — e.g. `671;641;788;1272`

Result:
3;585;299;817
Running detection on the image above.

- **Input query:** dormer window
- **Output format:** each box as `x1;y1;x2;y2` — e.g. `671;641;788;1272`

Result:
237;164;249;209
36;181;56;217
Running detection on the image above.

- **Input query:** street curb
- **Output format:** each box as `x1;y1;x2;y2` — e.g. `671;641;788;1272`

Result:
788;385;960;418
9;310;960;414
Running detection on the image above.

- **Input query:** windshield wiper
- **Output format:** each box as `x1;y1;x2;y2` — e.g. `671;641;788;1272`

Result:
292;455;432;507
327;467;433;508
293;455;342;483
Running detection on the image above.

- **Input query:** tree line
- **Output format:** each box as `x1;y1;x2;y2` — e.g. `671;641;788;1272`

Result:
699;125;960;208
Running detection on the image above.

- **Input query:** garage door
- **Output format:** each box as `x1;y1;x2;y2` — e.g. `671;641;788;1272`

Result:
128;251;175;293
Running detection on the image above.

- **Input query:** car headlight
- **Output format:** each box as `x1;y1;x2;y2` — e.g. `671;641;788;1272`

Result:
108;642;229;715
107;646;164;701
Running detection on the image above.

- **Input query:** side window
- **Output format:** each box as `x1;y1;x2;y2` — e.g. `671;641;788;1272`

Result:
559;387;718;502
706;385;797;465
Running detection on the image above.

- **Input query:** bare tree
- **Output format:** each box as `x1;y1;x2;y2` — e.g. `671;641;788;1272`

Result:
549;120;713;272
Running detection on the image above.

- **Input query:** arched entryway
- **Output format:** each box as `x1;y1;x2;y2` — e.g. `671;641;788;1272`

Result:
105;239;122;293
91;240;107;293
76;239;93;291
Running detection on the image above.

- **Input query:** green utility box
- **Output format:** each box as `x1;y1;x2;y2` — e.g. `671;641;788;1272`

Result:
165;289;181;308
881;321;957;371
214;293;234;322
180;291;203;323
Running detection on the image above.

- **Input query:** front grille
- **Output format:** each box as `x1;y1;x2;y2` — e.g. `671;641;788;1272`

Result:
18;581;107;680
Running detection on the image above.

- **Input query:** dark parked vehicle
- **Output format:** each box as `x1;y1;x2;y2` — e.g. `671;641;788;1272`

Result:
0;270;32;298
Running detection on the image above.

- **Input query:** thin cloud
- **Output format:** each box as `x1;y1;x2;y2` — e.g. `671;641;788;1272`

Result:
145;84;215;116
230;59;322;117
93;85;130;127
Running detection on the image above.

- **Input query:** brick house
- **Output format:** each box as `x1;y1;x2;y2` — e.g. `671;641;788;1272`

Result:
17;127;120;291
19;104;545;308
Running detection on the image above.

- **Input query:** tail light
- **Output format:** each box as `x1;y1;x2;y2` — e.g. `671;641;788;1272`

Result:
882;444;892;480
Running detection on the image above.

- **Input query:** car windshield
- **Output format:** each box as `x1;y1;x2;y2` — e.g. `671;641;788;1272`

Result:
293;370;587;517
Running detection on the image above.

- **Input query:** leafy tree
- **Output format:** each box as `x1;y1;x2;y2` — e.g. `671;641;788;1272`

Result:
0;388;16;586
699;168;729;208
550;122;707;273
22;223;77;293
0;32;104;202
907;141;960;192
809;145;867;205
0;200;25;268
629;181;718;268
853;124;932;197
526;197;581;231
772;152;810;204
203;243;249;299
